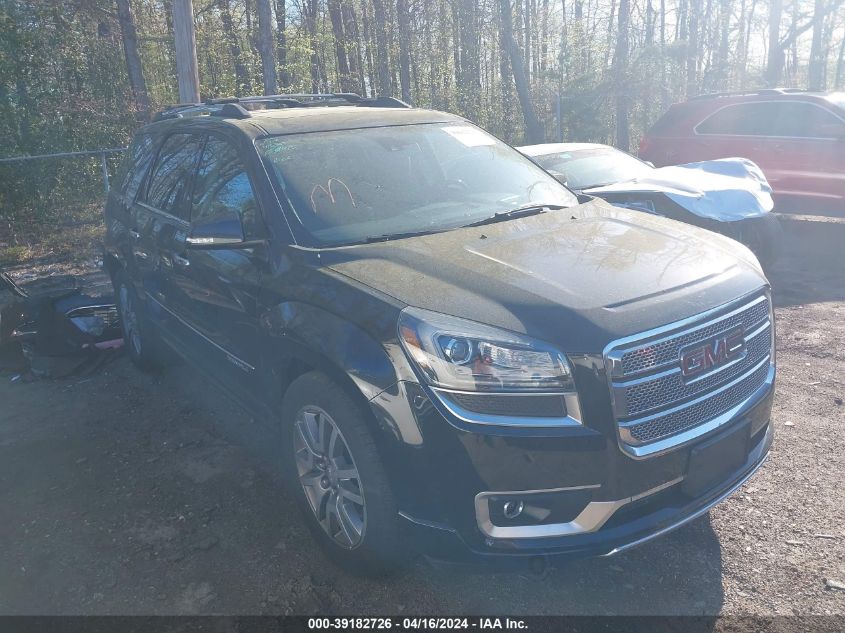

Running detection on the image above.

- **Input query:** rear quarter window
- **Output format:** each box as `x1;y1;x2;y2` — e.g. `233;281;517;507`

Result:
117;132;157;201
645;105;691;136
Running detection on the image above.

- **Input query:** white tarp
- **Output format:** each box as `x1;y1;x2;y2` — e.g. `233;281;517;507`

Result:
587;157;774;222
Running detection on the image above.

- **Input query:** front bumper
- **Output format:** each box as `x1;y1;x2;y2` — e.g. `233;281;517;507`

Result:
399;420;771;566
370;361;774;565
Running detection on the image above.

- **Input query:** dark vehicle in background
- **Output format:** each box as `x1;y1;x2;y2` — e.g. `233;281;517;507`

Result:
639;89;845;213
519;143;783;268
103;94;775;574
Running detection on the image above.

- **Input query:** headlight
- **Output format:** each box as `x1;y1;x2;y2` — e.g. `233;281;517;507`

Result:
398;307;574;392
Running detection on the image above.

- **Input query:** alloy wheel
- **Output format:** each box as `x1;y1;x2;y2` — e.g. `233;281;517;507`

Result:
294;406;366;549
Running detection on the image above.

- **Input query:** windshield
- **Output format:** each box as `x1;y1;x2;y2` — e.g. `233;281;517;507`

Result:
533;147;653;189
256;123;577;246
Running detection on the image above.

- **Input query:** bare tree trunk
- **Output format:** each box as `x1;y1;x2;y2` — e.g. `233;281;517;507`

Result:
686;0;700;96
219;0;249;95
172;0;200;103
304;0;321;92
457;0;480;119
613;0;630;149
371;0;392;95
397;0;412;102
498;0;515;141
328;0;353;90
116;0;151;118
498;0;543;142
256;0;277;94
341;1;365;93
764;0;784;86
274;0;290;87
807;0;827;90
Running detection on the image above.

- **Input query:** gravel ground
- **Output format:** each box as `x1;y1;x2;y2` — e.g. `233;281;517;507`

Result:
0;214;843;617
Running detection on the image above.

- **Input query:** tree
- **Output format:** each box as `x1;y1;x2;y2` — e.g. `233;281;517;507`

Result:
172;0;200;102
397;0;412;102
116;0;150;118
498;0;543;142
613;0;630;149
256;0;277;94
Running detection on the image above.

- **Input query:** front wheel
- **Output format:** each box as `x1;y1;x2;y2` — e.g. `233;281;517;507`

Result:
281;371;410;575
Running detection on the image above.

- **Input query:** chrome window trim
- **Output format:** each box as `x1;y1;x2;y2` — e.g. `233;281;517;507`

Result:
136;201;191;228
475;477;683;539
431;387;583;428
692;100;845;139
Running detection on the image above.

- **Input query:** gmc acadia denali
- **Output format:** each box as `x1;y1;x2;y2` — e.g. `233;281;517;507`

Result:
103;94;775;574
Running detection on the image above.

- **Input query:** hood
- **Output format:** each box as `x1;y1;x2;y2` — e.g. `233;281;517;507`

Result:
586;158;774;222
320;199;767;351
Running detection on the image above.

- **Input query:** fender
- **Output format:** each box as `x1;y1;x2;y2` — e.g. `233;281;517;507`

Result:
259;300;422;443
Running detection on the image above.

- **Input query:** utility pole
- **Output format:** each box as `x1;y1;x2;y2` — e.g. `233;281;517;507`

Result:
172;0;201;103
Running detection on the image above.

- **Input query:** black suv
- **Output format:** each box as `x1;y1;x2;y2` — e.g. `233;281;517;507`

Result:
104;94;775;574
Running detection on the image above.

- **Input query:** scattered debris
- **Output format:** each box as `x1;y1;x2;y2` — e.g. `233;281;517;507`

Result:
1;268;122;379
813;534;837;540
835;397;843;406
825;579;845;591
784;540;805;546
783;421;795;427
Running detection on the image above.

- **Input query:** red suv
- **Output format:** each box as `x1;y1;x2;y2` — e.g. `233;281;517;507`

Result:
639;90;845;212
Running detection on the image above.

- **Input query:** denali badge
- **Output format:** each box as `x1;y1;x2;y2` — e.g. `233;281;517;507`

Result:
680;326;745;380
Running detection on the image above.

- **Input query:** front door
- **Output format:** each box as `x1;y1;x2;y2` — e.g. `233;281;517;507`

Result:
166;135;266;403
131;132;204;341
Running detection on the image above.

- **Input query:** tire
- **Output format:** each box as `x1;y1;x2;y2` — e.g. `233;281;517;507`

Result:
281;371;410;576
113;270;161;372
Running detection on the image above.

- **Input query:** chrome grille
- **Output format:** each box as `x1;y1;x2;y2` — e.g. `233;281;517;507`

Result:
621;324;771;417
604;293;774;453
617;298;769;376
622;361;771;444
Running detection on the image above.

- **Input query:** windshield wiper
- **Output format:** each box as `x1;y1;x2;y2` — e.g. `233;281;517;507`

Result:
463;203;566;228
355;228;448;244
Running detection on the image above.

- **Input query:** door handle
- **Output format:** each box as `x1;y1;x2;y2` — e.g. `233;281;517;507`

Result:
172;253;190;268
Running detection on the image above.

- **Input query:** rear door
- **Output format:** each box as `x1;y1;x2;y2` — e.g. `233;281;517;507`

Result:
132;131;204;340
692;100;845;203
759;101;845;203
692;101;782;174
166;134;266;402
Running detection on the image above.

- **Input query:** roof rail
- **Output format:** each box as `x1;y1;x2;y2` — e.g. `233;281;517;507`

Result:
689;88;813;101
153;93;411;121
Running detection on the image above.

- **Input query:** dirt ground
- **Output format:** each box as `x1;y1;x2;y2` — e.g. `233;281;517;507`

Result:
0;213;843;617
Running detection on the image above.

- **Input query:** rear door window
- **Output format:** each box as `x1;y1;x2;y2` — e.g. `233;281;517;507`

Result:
696;103;773;136
191;137;259;239
697;101;845;138
144;133;205;219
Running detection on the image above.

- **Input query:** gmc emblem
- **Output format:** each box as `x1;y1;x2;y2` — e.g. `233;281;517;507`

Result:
680;326;746;380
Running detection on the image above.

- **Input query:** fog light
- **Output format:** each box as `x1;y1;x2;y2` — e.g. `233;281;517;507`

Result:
502;500;524;519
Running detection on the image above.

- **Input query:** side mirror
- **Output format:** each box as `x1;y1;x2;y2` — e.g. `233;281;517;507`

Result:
186;217;244;249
